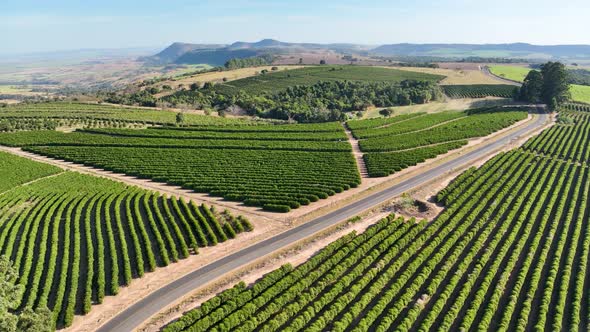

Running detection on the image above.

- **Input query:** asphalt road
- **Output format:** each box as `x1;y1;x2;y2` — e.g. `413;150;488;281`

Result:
97;111;549;332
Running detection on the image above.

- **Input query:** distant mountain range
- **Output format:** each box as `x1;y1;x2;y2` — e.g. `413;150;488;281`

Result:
144;39;590;66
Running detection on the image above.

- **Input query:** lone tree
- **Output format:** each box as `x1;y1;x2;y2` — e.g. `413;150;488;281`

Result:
176;112;186;125
379;108;393;117
0;256;53;332
518;61;570;110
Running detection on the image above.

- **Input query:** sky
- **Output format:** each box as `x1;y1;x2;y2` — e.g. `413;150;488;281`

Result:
1;0;589;54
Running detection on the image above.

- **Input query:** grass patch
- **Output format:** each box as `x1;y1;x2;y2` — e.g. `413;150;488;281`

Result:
488;65;531;82
571;85;590;104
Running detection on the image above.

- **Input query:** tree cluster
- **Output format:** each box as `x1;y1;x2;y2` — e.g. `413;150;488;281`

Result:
224;55;274;70
518;62;571;109
162;79;441;123
0;256;53;332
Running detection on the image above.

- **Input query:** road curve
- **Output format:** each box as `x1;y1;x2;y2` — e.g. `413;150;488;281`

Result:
97;111;549;332
480;65;523;86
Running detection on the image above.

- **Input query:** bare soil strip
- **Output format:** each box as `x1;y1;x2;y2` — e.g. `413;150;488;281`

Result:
342;122;369;178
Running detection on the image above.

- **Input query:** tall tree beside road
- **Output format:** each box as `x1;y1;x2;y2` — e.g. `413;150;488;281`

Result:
519;61;571;110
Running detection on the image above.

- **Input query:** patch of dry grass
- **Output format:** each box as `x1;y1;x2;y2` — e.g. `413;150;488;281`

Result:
153;66;305;97
392;67;503;85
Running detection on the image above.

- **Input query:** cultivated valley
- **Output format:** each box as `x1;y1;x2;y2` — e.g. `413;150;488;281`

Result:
1;2;590;331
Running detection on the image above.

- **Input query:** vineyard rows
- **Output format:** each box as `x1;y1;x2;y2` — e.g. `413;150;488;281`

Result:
350;111;465;139
25;147;360;212
0;151;61;192
0;169;251;328
442;84;517;99
523;110;590;162
0;121;360;212
168;144;590;331
363;141;467;177
0;102;256;126
347;108;527;177
0;131;351;152
563;103;590;112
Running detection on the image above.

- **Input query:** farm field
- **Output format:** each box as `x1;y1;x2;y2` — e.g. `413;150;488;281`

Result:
442;84;517;99
0;122;359;212
523;105;590;161
0;85;48;97
152;65;304;96
571;84;590;104
393;66;505;85
0;151;60;192
213;65;445;96
347;108;528;177
0;151;252;328
488;65;531;82
166;109;589;332
489;65;590;104
0;102;255;128
360;97;513;119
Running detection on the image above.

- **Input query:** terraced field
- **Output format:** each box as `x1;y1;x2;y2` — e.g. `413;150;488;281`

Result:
0;151;251;328
166;107;590;332
0;122;359;212
347;108;528;177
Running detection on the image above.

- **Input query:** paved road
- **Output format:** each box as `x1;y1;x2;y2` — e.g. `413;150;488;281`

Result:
97;111;549;332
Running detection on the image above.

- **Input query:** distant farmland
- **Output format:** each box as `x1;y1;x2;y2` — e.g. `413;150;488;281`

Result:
214;66;445;95
490;65;590;104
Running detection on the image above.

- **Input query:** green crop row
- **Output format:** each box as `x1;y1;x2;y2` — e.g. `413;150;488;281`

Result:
358;109;526;152
523;110;590;162
166;144;590;331
0;130;351;152
0;168;252;329
350;111;466;139
442;84;517;99
24;146;360;211
363;141;467;177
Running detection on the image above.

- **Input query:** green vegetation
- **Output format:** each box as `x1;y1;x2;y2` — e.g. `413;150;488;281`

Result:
523;107;590;162
0;102;255;127
492;64;589;104
568;68;590;86
1;256;53;332
162;68;445;122
489;65;530;82
0;152;252;328
0;123;359;212
0;151;60;192
224;55;273;70
0;130;351;152
518;62;571;109
348;108;526;177
571;84;590;104
212;66;444;96
442;84;517;99
364;141;467;177
167;110;590;331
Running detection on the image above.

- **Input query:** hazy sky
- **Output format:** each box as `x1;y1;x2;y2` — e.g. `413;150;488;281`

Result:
1;0;589;54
